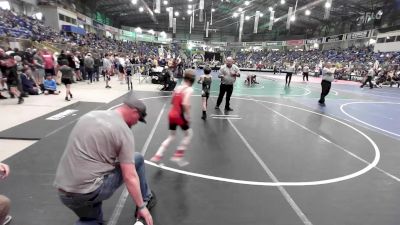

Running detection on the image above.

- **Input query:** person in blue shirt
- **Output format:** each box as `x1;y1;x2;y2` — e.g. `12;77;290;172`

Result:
42;74;59;95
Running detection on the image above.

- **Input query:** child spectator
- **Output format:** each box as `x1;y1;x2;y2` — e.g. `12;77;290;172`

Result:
41;74;59;95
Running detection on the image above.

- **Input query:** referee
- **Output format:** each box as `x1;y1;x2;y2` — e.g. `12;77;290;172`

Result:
215;57;240;111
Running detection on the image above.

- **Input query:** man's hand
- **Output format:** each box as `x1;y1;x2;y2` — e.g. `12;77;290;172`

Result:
137;207;153;225
0;163;10;179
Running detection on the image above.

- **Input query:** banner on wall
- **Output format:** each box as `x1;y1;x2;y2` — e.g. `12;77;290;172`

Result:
286;7;293;30
286;39;304;46
122;30;136;38
93;20;104;30
227;42;245;47
244;42;263;47
104;25;118;33
137;33;155;42
264;41;283;46
269;10;274;31
324;34;344;43
239;13;244;42
210;41;227;46
347;30;370;40
254;11;260;34
305;38;323;44
169;7;173;28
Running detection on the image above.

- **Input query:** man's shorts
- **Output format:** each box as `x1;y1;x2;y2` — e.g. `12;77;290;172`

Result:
201;90;210;98
6;74;19;87
62;78;72;85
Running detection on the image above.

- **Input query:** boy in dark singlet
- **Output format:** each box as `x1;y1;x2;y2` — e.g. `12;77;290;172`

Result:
150;70;196;167
198;66;212;120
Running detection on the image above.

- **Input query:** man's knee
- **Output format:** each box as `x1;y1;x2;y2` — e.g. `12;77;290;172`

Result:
0;195;10;215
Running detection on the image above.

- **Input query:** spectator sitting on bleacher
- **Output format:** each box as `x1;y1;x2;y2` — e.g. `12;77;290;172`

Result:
20;67;40;95
41;74;59;95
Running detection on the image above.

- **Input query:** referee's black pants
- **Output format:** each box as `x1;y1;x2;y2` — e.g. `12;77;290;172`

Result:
285;72;292;85
361;76;373;89
216;84;233;109
319;80;331;104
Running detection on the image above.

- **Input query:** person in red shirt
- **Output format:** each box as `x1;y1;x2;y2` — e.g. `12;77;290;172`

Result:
42;48;56;80
150;70;196;167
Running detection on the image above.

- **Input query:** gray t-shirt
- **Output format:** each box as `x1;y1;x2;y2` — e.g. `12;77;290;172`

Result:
54;110;135;194
219;64;240;85
33;54;44;69
103;58;112;70
84;57;94;69
59;65;74;80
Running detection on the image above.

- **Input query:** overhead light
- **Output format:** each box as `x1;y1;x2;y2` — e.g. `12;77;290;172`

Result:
187;9;192;14
280;0;285;4
139;7;144;12
135;27;142;33
163;0;168;5
245;15;250;20
174;11;179;16
188;5;192;9
188;0;193;2
244;1;250;6
259;13;264;17
131;0;138;5
211;8;216;12
274;18;280;22
268;7;273;12
238;7;243;12
290;15;295;21
233;12;239;17
148;29;155;34
305;9;311;15
325;1;331;8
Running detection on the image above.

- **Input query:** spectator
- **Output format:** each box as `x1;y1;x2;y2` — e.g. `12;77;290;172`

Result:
0;48;24;104
42;48;56;79
84;53;94;84
33;49;45;83
59;60;74;101
54;94;156;225
20;67;40;95
41;74;59;95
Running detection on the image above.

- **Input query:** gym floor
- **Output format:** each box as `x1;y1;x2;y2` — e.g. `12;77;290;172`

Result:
1;70;399;225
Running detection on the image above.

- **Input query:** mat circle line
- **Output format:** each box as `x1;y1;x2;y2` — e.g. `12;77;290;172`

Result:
109;95;380;186
340;101;400;137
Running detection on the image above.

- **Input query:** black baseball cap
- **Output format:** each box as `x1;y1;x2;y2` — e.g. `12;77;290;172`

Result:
123;93;147;123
